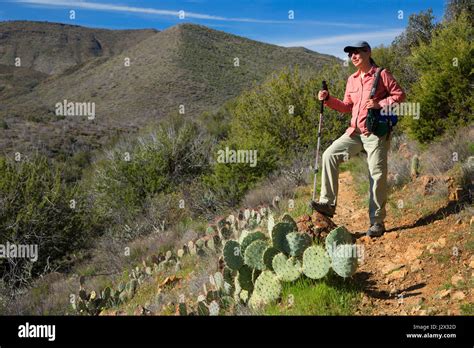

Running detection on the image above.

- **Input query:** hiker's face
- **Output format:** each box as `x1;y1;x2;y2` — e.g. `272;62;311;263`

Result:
348;48;370;68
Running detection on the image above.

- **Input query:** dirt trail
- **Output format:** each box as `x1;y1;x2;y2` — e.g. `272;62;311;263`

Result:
332;171;473;315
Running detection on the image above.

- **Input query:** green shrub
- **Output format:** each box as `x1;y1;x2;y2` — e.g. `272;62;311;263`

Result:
89;115;214;227
202;65;350;206
0;154;95;288
404;12;473;143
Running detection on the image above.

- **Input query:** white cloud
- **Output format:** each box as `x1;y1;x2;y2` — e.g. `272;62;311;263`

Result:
277;28;404;58
278;28;404;47
12;0;377;28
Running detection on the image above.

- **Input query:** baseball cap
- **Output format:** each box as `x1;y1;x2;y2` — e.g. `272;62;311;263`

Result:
343;41;371;53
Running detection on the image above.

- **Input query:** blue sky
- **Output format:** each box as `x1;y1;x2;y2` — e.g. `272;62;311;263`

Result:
1;0;446;58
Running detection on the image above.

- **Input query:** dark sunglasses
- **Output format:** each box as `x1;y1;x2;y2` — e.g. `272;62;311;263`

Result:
348;48;368;57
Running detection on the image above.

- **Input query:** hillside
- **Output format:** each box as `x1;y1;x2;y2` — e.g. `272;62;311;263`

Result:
0;22;337;158
0;21;158;75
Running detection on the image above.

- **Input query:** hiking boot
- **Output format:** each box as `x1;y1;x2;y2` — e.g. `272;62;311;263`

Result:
309;201;336;218
367;222;385;237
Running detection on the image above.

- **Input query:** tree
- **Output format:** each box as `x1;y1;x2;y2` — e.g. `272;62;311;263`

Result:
393;9;438;55
385;9;440;94
444;0;474;23
405;12;473;143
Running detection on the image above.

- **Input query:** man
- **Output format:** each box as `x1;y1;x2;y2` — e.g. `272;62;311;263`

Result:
311;41;406;237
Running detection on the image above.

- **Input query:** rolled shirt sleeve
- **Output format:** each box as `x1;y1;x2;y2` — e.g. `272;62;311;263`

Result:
378;69;406;108
324;78;354;113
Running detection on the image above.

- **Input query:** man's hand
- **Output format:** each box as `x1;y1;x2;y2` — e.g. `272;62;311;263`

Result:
365;99;381;109
317;90;329;101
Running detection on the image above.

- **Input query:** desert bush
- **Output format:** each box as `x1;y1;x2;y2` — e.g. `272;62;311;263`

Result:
0;154;95;288
89;115;214;229
419;126;473;175
203;65;350;206
404;12;473;143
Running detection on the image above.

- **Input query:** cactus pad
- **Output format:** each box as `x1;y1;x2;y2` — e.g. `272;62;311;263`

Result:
286;232;312;257
302;245;330;279
223;240;243;271
240;231;267;254
263;247;280;271
244;239;269;270
272;253;302;282
252;270;282;306
271;222;295;254
267;213;275;235
331;244;358;278
236;265;254;292
281;213;298;230
325;226;353;257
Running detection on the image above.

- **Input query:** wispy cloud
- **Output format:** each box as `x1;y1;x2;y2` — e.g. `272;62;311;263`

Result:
278;28;404;48
12;0;377;28
276;28;405;58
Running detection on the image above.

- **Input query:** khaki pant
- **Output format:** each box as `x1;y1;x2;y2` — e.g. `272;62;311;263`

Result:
319;130;391;225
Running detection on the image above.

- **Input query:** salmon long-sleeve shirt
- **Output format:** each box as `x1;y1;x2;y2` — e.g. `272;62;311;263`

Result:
324;65;406;136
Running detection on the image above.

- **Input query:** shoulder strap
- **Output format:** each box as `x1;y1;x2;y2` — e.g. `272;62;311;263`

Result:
369;67;384;99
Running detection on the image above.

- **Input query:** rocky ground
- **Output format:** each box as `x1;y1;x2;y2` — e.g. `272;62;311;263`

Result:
332;171;473;315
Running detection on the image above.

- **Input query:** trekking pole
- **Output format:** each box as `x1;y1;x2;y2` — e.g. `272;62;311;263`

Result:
312;80;328;202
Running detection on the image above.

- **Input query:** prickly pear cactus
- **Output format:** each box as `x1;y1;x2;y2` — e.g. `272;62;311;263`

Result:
209;301;221;316
238;229;250;244
262;247;280;271
281;213;298;231
219;225;233;240
223;240;244;271
240;231;267;254
272;253;302;282
210;272;224;291
197;295;210;316
244;239;268;270
236;265;254;292
325;226;353;258
239;289;249;303
267;213;275;236
302;245;330;279
271;222;295;254
252;268;262;283
331;244;358;278
206;238;216;252
285;232;312;257
223;266;235;284
178;295;187;316
250;271;282;309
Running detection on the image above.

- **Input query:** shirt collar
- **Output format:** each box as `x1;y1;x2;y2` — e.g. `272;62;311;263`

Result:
354;64;378;78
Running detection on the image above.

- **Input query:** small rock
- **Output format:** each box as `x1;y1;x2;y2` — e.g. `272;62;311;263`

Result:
451;291;465;300
469;256;474;269
404;244;424;261
359;236;373;244
451;274;463;287
437;289;451;299
410;259;422;272
437;237;447;247
384;232;399;240
387;268;408;282
382;263;405;275
429;248;436;254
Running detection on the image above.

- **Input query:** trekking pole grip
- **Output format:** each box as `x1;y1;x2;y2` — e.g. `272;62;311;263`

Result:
320;80;328;114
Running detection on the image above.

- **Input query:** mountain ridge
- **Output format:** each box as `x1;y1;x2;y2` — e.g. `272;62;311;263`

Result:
0;21;339;158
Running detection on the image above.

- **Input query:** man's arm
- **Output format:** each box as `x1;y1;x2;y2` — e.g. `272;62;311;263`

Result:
378;70;406;108
324;78;354;113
